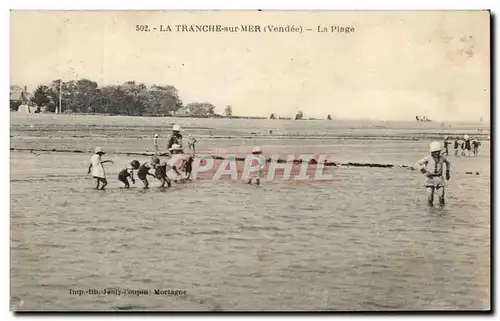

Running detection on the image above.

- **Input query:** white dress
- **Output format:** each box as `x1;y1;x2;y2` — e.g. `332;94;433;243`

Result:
166;154;187;180
248;154;266;179
90;154;105;178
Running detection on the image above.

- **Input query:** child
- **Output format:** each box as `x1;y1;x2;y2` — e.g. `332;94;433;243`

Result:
247;146;266;186
184;155;194;180
154;134;159;152
137;156;160;189
155;161;172;188
167;125;183;149
415;141;451;206
117;160;140;188
87;147;113;190
187;135;197;153
166;144;188;183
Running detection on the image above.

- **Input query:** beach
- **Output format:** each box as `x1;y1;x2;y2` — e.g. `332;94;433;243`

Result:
10;113;490;311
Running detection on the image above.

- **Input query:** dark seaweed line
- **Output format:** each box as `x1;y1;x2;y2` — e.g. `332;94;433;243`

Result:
9;147;483;175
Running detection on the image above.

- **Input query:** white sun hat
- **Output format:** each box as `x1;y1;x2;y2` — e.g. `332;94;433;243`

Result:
169;144;183;151
464;134;469;140
154;134;159;137
252;146;262;153
429;141;442;152
95;147;105;154
173;125;181;131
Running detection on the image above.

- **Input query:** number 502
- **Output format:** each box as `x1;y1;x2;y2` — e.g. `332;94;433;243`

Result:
136;25;150;32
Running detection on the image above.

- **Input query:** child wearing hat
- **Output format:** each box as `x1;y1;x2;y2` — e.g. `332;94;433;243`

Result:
137;156;160;189
87;147;113;190
118;160;140;188
247;147;266;185
415;141;451;206
167;125;183;150
166;144;188;183
187;135;197;153
154;134;159;153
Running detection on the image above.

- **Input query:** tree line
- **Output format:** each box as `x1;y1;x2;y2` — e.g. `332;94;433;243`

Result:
16;79;220;117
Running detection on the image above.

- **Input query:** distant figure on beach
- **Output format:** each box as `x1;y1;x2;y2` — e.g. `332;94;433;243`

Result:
187;135;197;153
463;135;472;156
454;137;461;156
247;146;265;186
87;147;113;190
117;160;140;188
415;141;451;206
443;136;451;155
167;125;183;149
472;139;481;156
137;156;160;189
153;134;159;152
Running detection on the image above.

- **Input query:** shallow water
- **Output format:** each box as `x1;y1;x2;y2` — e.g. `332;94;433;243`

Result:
10;113;490;311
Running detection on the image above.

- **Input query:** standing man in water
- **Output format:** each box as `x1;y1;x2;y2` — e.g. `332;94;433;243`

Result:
415;141;451;206
167;125;183;150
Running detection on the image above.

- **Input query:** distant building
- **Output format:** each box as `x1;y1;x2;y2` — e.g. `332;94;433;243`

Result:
173;106;190;116
10;86;34;106
11;86;38;112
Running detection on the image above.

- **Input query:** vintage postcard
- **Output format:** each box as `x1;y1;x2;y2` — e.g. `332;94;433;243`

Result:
10;10;490;311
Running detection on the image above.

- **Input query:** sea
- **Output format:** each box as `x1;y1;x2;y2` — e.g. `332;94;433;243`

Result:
10;113;490;311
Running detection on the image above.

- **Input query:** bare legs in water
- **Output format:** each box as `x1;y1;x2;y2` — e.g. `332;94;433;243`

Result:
95;177;107;190
427;186;445;206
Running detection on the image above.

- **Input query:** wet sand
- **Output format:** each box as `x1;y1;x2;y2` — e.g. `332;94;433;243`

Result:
10;113;490;311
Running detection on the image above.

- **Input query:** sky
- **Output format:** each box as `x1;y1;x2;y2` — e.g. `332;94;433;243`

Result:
10;11;490;121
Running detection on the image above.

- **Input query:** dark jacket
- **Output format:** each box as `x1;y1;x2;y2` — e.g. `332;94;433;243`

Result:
167;133;183;149
464;139;471;150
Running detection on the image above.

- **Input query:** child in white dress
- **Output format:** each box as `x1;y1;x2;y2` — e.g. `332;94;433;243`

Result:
87;147;113;190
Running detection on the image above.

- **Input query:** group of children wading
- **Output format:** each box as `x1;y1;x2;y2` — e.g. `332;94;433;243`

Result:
87;125;194;190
